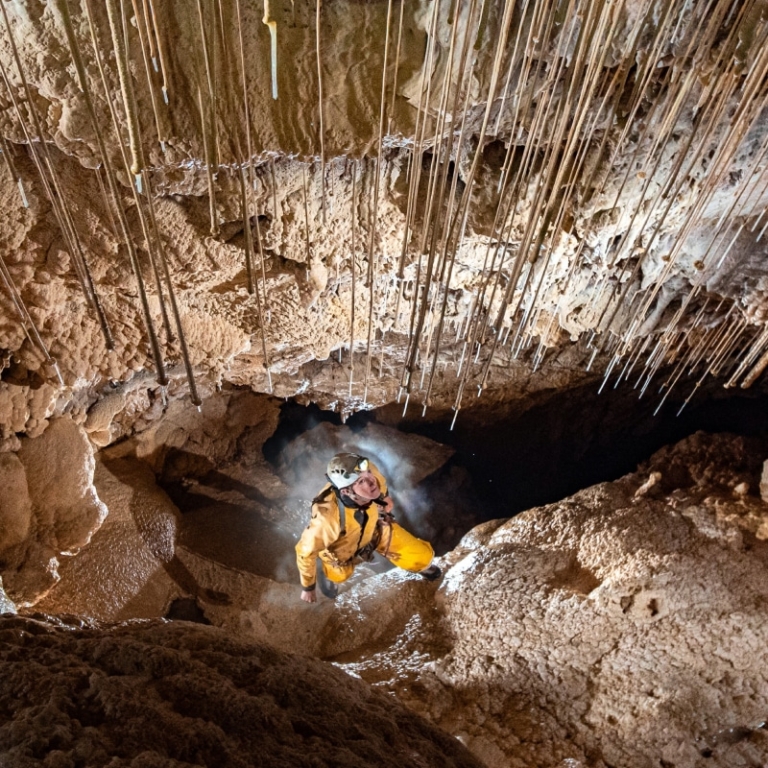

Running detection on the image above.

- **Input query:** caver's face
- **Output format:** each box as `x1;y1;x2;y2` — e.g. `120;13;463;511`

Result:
348;471;381;501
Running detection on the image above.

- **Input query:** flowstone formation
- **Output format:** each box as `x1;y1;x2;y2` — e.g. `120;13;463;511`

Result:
2;424;767;768
0;389;282;613
3;0;768;764
0;416;106;607
338;432;768;768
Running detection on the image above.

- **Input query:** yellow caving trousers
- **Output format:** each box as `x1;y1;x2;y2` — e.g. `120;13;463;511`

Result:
320;521;434;583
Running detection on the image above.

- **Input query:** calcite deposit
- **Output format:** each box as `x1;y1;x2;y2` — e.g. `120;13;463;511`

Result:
339;432;768;768
3;416;767;768
2;0;768;766
1;0;768;443
0;617;483;768
0;575;15;614
0;416;106;606
31;454;181;622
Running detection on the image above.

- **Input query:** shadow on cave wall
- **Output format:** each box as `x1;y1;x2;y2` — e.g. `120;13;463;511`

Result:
264;380;768;525
160;460;299;581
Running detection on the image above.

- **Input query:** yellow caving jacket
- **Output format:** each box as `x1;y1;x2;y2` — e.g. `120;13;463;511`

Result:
295;463;388;589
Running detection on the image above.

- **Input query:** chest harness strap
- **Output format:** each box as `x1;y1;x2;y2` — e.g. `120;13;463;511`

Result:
314;481;383;558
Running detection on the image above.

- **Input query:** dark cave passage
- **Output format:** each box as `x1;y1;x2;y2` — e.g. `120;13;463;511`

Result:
157;379;768;587
264;382;768;525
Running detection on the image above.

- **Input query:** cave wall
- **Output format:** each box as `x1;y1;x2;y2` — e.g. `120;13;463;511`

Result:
3;424;768;768
0;0;767;447
2;5;768;767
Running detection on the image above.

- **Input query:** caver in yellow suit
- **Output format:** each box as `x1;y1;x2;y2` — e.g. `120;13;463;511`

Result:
295;452;438;598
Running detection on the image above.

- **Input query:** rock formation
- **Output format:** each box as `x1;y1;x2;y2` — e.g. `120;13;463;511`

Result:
0;617;484;768
3;420;768;768
0;416;106;606
2;1;768;766
1;0;768;438
326;432;768;768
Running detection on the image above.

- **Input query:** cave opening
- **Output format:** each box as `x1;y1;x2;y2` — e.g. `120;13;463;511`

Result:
264;381;768;523
152;375;768;593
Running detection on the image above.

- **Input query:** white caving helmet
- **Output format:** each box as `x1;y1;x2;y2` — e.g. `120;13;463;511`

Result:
326;452;369;489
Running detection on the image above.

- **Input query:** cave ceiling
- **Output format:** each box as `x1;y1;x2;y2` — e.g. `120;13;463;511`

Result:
1;0;768;442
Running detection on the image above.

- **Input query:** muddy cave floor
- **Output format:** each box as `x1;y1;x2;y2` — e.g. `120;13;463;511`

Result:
158;381;768;595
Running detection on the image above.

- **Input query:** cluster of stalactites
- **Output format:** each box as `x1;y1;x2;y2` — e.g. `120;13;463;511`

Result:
0;0;767;423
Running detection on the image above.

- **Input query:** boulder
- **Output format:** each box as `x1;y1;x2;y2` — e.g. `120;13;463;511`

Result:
17;416;107;553
0;417;107;606
0;452;32;551
34;456;181;622
336;433;768;768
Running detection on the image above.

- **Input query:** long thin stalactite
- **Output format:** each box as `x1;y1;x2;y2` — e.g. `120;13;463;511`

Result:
0;0;767;420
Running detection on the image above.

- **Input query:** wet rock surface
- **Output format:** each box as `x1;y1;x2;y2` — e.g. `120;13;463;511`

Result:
32;455;181;622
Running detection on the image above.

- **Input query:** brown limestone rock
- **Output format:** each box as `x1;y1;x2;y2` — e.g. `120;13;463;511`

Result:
33;456;181;622
115;390;282;483
0;452;33;551
83;389;127;446
1;417;107;606
17;416;107;554
0;617;484;768
338;433;768;768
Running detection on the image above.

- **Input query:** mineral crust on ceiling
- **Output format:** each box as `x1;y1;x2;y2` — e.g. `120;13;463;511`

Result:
1;0;768;437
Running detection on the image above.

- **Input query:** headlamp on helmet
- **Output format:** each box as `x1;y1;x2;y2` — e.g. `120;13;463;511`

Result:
327;452;369;489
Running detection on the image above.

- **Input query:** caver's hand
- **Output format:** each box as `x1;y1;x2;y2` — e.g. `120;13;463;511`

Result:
301;589;317;603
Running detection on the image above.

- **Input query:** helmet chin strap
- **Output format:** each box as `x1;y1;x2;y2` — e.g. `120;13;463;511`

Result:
342;488;363;504
341;490;382;513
